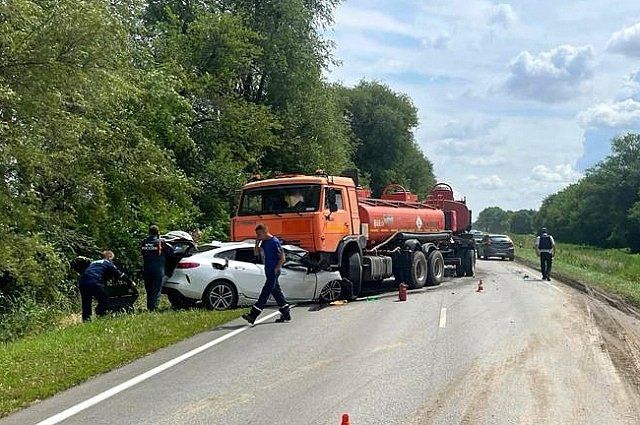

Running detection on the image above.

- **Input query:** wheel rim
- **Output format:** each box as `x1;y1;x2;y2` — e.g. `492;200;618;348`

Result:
320;280;342;302
435;258;444;279
208;284;234;310
415;258;426;281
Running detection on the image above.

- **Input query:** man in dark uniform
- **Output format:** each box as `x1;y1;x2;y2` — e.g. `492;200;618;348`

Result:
242;223;291;324
535;227;556;281
79;251;132;322
140;224;174;311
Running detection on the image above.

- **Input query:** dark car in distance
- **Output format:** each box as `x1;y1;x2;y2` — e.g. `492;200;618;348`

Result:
479;234;515;261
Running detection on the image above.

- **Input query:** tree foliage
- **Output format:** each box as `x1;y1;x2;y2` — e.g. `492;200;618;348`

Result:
536;134;640;252
336;81;435;197
0;0;438;330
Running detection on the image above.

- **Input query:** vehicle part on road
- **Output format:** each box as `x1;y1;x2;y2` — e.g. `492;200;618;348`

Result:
426;250;445;286
476;279;484;292
398;282;408;301
319;279;343;303
203;280;238;310
341;413;351;425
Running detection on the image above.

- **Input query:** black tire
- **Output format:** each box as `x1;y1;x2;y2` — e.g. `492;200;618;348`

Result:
463;249;475;277
509;256;515;261
341;251;362;298
426;250;445;286
203;280;238;310
167;291;196;310
319;279;343;303
407;250;428;289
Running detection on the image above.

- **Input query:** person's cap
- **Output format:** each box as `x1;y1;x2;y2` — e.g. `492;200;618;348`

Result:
540;227;547;233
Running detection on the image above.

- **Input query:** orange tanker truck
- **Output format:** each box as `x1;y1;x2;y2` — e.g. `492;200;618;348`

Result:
231;170;476;297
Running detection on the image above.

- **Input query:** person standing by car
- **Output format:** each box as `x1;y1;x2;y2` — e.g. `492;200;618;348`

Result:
140;224;174;311
535;227;555;281
79;251;133;322
242;223;291;324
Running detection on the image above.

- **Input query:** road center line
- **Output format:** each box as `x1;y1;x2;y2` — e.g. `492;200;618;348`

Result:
36;308;286;425
439;308;447;328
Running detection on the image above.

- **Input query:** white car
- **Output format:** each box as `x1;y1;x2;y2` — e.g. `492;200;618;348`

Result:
162;242;345;310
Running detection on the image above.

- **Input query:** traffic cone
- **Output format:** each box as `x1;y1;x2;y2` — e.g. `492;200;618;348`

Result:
476;279;484;292
341;413;351;425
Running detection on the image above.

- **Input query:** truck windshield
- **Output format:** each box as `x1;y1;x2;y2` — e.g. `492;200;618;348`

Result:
238;185;321;216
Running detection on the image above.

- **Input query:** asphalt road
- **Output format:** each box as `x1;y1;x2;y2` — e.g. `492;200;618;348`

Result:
4;259;640;425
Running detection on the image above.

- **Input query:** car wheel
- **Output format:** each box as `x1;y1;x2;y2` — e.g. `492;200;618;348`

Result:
203;280;238;310
509;256;515;261
168;291;196;310
319;279;343;303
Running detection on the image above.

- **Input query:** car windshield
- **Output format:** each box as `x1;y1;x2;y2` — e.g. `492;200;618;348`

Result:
238;185;321;216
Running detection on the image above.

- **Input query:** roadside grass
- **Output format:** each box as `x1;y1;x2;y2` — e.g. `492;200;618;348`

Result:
0;308;244;418
511;234;640;307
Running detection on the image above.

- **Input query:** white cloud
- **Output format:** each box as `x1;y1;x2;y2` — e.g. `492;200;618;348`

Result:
487;4;517;29
607;22;640;57
468;156;508;166
505;44;595;102
334;5;415;37
530;164;582;183
440;118;498;139
577;98;640;128
422;33;452;49
466;174;506;189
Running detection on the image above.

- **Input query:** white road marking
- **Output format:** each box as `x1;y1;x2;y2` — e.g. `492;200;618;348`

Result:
549;283;565;294
36;308;287;425
439;308;447;328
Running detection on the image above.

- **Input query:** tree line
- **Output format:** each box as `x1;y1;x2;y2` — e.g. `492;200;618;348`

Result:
474;133;640;253
0;0;435;320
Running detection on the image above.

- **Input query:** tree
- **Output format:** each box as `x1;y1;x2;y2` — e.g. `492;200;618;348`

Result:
337;81;435;197
510;209;536;234
474;207;510;233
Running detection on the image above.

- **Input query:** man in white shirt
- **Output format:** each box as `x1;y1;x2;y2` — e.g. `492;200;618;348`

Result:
535;227;555;281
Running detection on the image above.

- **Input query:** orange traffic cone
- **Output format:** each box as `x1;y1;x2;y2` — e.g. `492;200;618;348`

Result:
476;279;484;292
341;413;351;425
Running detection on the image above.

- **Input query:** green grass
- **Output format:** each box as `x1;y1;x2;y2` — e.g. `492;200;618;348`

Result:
0;308;244;417
511;234;640;307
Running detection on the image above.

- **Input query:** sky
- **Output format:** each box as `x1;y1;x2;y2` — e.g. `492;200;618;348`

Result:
325;0;640;215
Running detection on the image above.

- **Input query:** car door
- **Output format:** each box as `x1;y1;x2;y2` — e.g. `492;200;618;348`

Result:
218;248;265;299
278;265;317;301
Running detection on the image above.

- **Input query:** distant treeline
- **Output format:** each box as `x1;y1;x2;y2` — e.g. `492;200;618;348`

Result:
0;0;434;320
474;134;640;253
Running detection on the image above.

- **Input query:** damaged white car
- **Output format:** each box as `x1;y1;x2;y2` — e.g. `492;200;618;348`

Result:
162;241;345;310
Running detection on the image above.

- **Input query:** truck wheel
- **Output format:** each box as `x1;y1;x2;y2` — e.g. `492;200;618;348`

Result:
343;251;362;298
426;251;444;286
463;249;475;277
407;250;428;289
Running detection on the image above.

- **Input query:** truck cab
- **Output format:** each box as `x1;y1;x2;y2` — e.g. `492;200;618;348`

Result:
231;174;363;257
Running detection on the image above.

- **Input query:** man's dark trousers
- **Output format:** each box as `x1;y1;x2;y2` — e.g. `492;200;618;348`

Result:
540;252;553;279
80;282;107;322
144;271;164;311
254;270;288;311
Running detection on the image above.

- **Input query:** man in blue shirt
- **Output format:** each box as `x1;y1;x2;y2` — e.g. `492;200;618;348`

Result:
140;225;174;311
242;224;291;324
79;251;132;322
